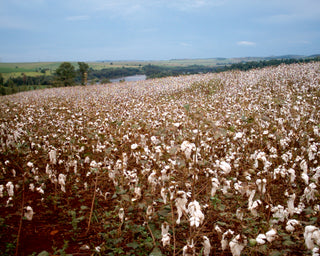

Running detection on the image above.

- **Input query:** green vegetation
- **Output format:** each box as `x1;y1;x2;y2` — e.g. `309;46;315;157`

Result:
78;62;89;85
0;55;319;95
53;62;76;87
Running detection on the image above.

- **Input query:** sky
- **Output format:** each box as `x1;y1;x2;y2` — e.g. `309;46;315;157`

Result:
0;0;319;62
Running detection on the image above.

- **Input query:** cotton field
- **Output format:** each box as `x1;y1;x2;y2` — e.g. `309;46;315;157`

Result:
0;62;319;255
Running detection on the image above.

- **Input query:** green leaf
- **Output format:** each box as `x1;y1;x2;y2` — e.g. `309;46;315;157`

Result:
127;242;139;249
158;208;171;217
149;247;163;256
270;250;283;256
80;205;89;210
282;239;295;246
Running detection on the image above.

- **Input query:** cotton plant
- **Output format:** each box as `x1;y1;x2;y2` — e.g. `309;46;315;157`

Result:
286;219;300;233
270;205;289;224
182;240;195;256
187;200;204;228
24;206;34;221
256;178;267;194
6;181;14;197
0;184;4;197
221;229;234;251
58;173;66;193
181;141;196;159
211;177;220;197
175;190;188;224
303;183;318;203
229;234;247;256
161;222;170;247
304;225;320;251
255;228;277;245
118;208;125;223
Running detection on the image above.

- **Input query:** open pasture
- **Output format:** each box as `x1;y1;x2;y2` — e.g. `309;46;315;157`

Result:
0;62;319;255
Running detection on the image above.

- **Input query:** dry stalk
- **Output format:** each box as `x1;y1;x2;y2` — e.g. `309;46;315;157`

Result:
15;173;26;256
144;216;157;247
86;170;99;234
170;199;176;256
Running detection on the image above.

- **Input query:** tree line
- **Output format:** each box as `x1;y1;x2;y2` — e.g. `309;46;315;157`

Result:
1;56;319;95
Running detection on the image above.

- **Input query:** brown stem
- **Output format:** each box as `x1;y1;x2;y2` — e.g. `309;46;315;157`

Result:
86;170;99;234
144;217;156;247
15;173;26;256
170;199;176;256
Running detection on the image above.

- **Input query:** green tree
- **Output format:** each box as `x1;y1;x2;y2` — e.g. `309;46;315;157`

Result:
78;62;89;85
0;73;3;86
54;62;76;87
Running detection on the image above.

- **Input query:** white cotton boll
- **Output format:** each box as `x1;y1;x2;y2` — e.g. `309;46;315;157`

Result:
256;234;267;245
304;226;320;250
286;219;300;233
202;236;211;256
0;185;4;197
221;229;234;250
148;171;158;192
84;156;90;164
6;197;13;207
29;183;35;192
181;141;196;159
90;160;99;168
304;183;318;203
219;161;231;175
175;191;188;224
249;200;261;217
302;172;309;185
6;181;14;197
211;177;220;197
27;162;34;168
161;222;170;236
314;126;319;136
229;234;247;256
313;247;320;256
24;206;34;221
247;189;256;208
118;208;124;223
221;179;231;195
234;132;243;140
236;208;244;221
182;240;195;256
58;174;66;193
162;233;171;247
308;144;317;161
146;205;154;219
256;178;267;194
266;228;277;243
287;168;296;183
271;205;289;224
286;192;296;216
131;186;141;201
49;149;57;165
301;159;308;172
161;187;167;204
215;224;223;235
131;143;138;150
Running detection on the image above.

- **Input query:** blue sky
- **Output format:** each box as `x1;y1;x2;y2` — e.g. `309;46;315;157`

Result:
0;0;319;62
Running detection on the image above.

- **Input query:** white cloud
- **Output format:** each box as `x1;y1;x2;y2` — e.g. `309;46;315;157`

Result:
180;42;192;47
237;41;256;46
66;15;90;21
